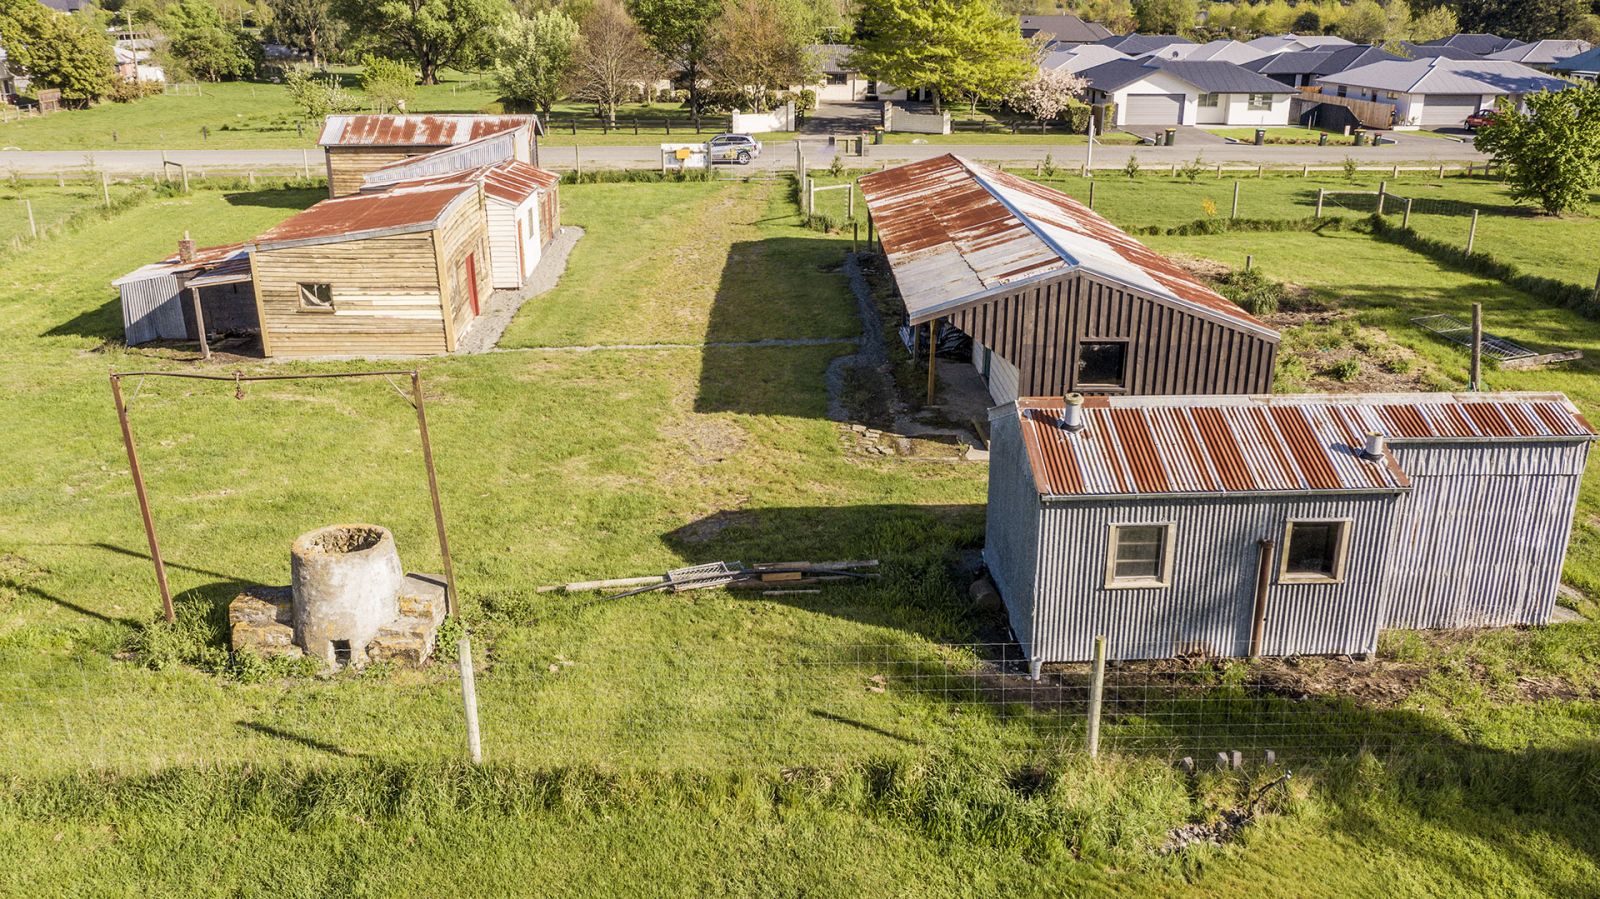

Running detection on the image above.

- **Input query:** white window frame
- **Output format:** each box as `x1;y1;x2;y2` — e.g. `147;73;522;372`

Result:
1104;522;1175;589
1279;519;1353;584
297;282;333;312
1198;92;1221;108
1247;93;1273;111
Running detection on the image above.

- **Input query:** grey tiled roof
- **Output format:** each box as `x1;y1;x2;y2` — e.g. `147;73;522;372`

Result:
1318;57;1573;95
1081;58;1295;94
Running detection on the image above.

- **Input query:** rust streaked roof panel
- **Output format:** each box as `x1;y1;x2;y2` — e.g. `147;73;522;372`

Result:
253;182;474;249
1008;392;1593;499
319;114;537;147
112;242;250;286
482;161;559;202
857;154;1277;337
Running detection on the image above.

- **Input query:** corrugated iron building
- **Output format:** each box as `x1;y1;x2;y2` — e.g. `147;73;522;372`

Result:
319;114;540;198
985;392;1593;662
111;243;258;346
859;155;1279;406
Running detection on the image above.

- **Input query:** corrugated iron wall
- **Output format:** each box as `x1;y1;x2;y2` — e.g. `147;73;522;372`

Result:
983;410;1044;657
950;271;1277;399
119;273;187;345
1027;494;1397;662
1382;440;1590;629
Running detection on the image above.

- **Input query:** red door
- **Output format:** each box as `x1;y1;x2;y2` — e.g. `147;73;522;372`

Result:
465;252;480;316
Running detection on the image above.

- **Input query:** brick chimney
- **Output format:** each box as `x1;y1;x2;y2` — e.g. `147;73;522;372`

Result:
178;230;196;263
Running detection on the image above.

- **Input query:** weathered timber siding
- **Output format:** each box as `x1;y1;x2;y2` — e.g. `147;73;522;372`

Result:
251;233;448;357
326;147;428;198
983;409;1044;656
1382;440;1590;629
436;188;492;341
1027;494;1396;662
539;185;559;244
948;271;1277;397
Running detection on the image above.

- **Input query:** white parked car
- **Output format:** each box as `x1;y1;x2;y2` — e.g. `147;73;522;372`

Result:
708;133;762;164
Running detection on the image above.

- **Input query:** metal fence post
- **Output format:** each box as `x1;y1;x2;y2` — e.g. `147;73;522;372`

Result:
1087;635;1106;758
1467;209;1479;254
458;635;483;764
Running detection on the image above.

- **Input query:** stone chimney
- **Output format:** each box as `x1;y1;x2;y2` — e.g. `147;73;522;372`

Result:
177;230;196;263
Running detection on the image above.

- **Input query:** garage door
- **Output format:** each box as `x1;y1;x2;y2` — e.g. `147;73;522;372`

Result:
1420;94;1481;128
1124;93;1185;125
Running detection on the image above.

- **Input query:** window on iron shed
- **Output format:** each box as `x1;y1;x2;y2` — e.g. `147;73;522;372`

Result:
1280;520;1351;583
297;282;333;311
1077;341;1127;388
1105;524;1173;588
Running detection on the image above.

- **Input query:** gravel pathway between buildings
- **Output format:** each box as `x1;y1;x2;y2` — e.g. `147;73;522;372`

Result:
457;226;585;354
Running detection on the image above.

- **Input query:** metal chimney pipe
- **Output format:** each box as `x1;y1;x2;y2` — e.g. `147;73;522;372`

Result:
1361;430;1386;459
1061;393;1086;431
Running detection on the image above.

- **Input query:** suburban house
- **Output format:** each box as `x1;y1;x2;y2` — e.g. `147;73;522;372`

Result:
984;393;1593;664
859;155;1279;407
113;114;562;357
1079;58;1295;126
1399;42;1484;60
318;114;540;198
1095;33;1193;56
800;44;906;102
1020;14;1112;45
1422;32;1526;56
1243;34;1353;55
1315;57;1573;128
1241;45;1403;89
1552;46;1600;79
1042;44;1130;75
1487;39;1593;71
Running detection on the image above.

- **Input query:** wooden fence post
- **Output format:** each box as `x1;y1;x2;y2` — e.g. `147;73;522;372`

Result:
24;199;35;238
1470;303;1483;392
1245;254;1253;271
1467;209;1479;254
458;636;483;765
1087;635;1107;759
925;319;938;406
848;183;855;220
1231;181;1240;219
1376;180;1386;215
1088;179;1096;210
1315;188;1325;218
102;172;111;208
1402;197;1413;229
1592;268;1600;306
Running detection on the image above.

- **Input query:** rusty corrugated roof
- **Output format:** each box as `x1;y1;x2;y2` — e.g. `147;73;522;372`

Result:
858;154;1276;337
111;242;250;286
252;182;474;250
318;114;537;147
1008;393;1593;499
482;161;559;202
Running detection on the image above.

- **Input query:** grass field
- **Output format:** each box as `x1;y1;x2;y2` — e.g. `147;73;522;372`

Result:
1204;126;1358;146
1;174;1598;896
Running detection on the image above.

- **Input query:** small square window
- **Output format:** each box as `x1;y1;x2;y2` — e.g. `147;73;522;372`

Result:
1247;93;1273;111
1078;341;1127;388
1198;92;1220;108
1280;520;1351;583
1105;523;1173;588
297;282;333;311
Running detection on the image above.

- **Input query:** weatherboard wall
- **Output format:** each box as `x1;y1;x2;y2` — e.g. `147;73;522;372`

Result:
948;270;1277;399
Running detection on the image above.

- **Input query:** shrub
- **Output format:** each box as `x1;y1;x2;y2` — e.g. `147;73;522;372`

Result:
1177;156;1206;183
1342;156;1359;182
1122;156;1140;179
1327;359;1362;381
1041;153;1056;178
1215;267;1286;316
108;79;165;103
1381;355;1415;374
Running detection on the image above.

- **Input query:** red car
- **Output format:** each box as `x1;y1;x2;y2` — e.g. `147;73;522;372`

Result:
1465;110;1499;129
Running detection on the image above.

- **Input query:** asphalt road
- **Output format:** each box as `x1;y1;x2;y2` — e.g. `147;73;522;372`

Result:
0;134;1486;177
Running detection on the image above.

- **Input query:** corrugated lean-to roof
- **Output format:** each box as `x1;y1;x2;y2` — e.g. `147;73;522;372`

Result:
857;154;1275;336
318;114;537;147
1008;393;1593;499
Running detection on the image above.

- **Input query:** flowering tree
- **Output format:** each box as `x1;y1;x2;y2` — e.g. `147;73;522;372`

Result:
1010;67;1088;125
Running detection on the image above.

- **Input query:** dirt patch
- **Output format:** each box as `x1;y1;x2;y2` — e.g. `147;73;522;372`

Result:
660;415;747;466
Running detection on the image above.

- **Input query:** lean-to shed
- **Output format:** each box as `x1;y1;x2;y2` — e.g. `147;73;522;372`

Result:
318;114;540;198
248;179;491;357
111;240;259;346
985;392;1593;664
859;155;1279;406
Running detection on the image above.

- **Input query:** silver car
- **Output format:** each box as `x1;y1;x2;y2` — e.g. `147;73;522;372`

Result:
708;133;762;165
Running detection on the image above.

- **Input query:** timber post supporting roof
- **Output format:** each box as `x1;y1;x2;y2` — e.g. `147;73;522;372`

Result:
857;154;1276;339
1004;393;1594;500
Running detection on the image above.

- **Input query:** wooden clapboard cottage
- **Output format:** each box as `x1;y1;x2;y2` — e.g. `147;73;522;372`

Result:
112;114;562;358
859;155;1280;406
319;114;540;198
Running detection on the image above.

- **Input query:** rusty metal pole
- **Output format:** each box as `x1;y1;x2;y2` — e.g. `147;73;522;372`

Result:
110;374;175;623
1249;538;1273;658
411;372;459;617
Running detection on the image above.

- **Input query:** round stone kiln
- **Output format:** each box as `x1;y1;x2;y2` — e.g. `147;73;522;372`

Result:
291;524;403;667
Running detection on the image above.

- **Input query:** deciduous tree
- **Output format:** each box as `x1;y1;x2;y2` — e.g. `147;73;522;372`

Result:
492;8;580;117
628;0;721;126
337;0;510;84
1131;0;1196;34
160;0;259;81
850;0;1032;113
360;53;416;111
706;0;811;112
575;0;651;125
1010;66;1086;124
1474;84;1600;216
265;0;344;66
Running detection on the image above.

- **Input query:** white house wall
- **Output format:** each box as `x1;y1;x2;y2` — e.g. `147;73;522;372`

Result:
485;198;524;290
1220;92;1291;125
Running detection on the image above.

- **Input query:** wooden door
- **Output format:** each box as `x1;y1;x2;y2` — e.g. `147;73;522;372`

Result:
465;252;480;316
